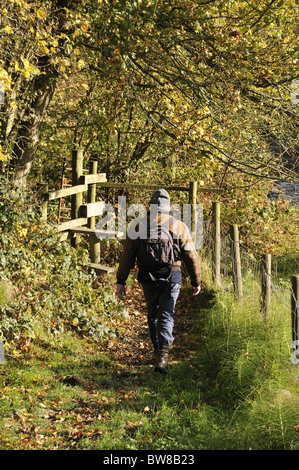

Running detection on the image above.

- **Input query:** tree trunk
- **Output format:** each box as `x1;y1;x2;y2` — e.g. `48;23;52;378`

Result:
10;62;58;187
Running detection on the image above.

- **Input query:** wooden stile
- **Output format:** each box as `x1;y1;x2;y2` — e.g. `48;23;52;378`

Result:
80;173;107;185
57;218;88;232
47;184;87;201
80;201;105;219
87;160;98;230
87;262;115;274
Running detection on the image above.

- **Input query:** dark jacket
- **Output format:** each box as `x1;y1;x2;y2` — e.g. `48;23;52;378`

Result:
116;212;201;287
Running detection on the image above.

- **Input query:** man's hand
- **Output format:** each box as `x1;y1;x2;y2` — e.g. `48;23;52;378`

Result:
192;285;201;296
116;284;126;299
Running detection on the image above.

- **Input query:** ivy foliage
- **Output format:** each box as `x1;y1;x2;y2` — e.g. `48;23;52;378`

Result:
0;177;121;353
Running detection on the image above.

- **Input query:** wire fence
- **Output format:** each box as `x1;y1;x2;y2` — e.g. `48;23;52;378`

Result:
199;217;299;365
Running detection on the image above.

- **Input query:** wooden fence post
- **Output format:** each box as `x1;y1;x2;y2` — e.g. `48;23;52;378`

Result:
41;183;48;221
291;274;299;343
87;159;101;264
189;180;197;237
71;148;83;247
89;234;101;264
229;224;243;298
212;201;221;287
261;254;271;320
88;160;98;230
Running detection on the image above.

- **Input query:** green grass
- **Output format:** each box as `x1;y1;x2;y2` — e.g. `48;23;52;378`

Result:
1;280;298;450
0;342;226;450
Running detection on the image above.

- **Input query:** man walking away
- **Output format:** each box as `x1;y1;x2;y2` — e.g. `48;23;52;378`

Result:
116;189;201;374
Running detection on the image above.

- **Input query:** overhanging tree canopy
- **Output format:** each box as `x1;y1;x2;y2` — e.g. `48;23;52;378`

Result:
0;0;298;186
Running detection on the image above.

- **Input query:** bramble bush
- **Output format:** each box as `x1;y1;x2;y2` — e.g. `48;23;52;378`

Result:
0;177;121;353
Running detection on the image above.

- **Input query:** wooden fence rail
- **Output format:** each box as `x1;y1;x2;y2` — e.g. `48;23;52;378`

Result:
96;181;222;194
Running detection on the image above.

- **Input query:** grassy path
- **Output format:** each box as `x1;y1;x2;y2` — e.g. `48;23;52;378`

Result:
102;280;207;371
1;282;219;451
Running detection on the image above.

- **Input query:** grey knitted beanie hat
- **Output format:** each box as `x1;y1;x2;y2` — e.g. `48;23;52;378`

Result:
149;189;171;212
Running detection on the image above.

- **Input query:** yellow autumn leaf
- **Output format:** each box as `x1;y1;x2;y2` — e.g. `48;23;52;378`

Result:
77;59;85;70
73;29;81;39
81;83;89;90
10;100;17;110
0;147;11;162
40;46;50;54
80;22;89;32
21;69;31;79
36;8;46;19
5;25;13;34
2;8;8;15
21;56;30;68
0;68;9;82
18;228;28;238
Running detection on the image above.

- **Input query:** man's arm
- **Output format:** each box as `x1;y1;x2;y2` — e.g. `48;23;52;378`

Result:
176;220;201;290
116;236;138;297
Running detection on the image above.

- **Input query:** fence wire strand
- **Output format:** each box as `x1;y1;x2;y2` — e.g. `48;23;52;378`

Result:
199;219;298;358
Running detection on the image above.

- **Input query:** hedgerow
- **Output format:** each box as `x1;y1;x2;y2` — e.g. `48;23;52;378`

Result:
0;178;120;353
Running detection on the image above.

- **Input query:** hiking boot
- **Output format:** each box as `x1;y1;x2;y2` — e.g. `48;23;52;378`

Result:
150;340;159;366
154;345;170;374
153;346;159;365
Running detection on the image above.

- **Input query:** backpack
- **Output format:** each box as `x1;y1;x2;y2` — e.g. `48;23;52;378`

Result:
138;215;179;273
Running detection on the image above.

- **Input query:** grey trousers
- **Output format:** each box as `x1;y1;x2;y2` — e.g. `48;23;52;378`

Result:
142;282;181;348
